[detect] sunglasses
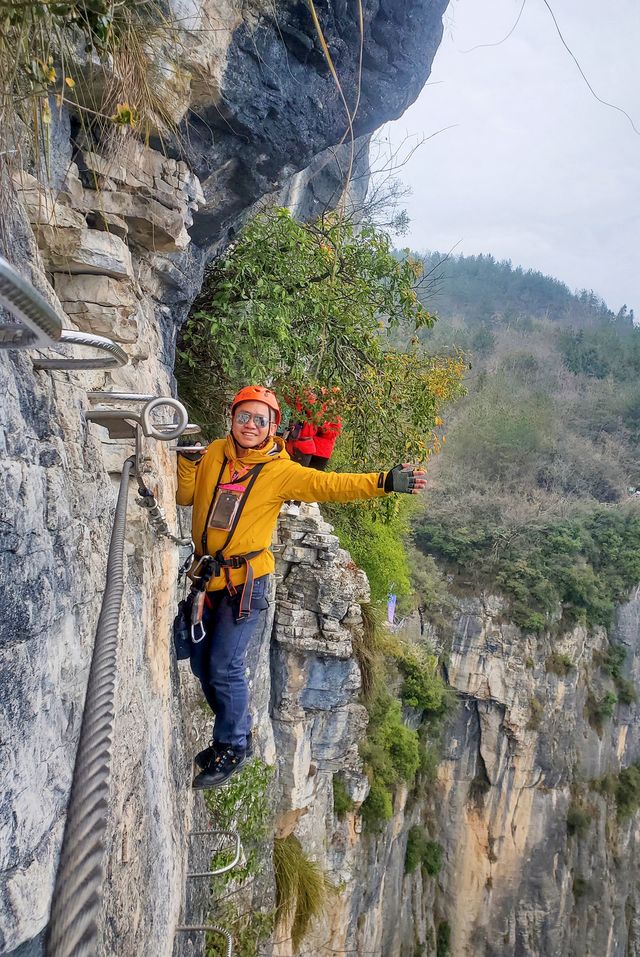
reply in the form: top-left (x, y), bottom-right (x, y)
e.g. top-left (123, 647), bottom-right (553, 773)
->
top-left (234, 410), bottom-right (270, 428)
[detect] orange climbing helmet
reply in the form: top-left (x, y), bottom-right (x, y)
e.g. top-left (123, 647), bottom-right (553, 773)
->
top-left (231, 385), bottom-right (281, 425)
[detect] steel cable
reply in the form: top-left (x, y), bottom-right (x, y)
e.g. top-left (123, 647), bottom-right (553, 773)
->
top-left (46, 457), bottom-right (134, 957)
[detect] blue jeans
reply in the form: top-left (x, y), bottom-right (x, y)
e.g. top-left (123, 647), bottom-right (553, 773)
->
top-left (189, 575), bottom-right (270, 750)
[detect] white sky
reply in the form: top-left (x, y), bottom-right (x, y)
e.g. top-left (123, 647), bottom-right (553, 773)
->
top-left (385, 0), bottom-right (640, 313)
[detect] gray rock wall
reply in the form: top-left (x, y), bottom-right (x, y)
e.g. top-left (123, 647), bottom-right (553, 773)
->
top-left (1, 149), bottom-right (201, 955)
top-left (0, 1), bottom-right (450, 952)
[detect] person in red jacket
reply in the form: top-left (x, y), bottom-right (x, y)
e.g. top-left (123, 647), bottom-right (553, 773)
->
top-left (310, 416), bottom-right (342, 470)
top-left (284, 389), bottom-right (319, 466)
top-left (309, 386), bottom-right (342, 470)
top-left (286, 419), bottom-right (317, 466)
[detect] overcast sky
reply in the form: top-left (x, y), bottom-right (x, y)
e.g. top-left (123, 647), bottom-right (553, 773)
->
top-left (384, 0), bottom-right (639, 313)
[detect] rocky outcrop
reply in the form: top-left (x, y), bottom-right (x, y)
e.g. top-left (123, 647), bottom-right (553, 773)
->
top-left (178, 0), bottom-right (448, 246)
top-left (264, 519), bottom-right (640, 957)
top-left (267, 505), bottom-right (432, 957)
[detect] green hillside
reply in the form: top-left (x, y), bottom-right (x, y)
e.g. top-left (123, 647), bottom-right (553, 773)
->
top-left (418, 251), bottom-right (632, 328)
top-left (411, 253), bottom-right (640, 632)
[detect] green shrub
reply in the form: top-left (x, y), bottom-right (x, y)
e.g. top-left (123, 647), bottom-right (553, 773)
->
top-left (615, 765), bottom-right (640, 819)
top-left (416, 507), bottom-right (640, 631)
top-left (566, 801), bottom-right (593, 836)
top-left (615, 677), bottom-right (637, 706)
top-left (332, 776), bottom-right (354, 819)
top-left (593, 763), bottom-right (640, 819)
top-left (558, 324), bottom-right (640, 383)
top-left (587, 690), bottom-right (618, 735)
top-left (522, 613), bottom-right (547, 633)
top-left (418, 742), bottom-right (441, 786)
top-left (596, 644), bottom-right (637, 704)
top-left (360, 779), bottom-right (394, 832)
top-left (404, 827), bottom-right (443, 876)
top-left (395, 648), bottom-right (446, 714)
top-left (573, 876), bottom-right (589, 899)
top-left (423, 840), bottom-right (444, 876)
top-left (324, 497), bottom-right (416, 603)
top-left (405, 826), bottom-right (426, 874)
top-left (205, 759), bottom-right (273, 882)
top-left (382, 711), bottom-right (421, 783)
top-left (592, 773), bottom-right (617, 798)
top-left (361, 692), bottom-right (421, 787)
top-left (546, 652), bottom-right (574, 677)
top-left (353, 614), bottom-right (446, 836)
top-left (177, 209), bottom-right (467, 466)
top-left (274, 834), bottom-right (327, 951)
top-left (526, 697), bottom-right (544, 731)
top-left (436, 921), bottom-right (451, 957)
top-left (204, 760), bottom-right (274, 956)
top-left (447, 386), bottom-right (557, 484)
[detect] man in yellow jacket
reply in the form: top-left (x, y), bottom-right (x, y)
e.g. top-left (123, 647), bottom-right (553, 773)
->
top-left (177, 385), bottom-right (426, 789)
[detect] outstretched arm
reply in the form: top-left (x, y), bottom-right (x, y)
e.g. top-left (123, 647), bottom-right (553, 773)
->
top-left (277, 462), bottom-right (426, 504)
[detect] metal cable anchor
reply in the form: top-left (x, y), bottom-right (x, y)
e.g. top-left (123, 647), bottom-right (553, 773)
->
top-left (0, 254), bottom-right (62, 348)
top-left (0, 254), bottom-right (126, 369)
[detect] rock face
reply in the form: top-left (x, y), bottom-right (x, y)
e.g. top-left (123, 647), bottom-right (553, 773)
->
top-left (178, 0), bottom-right (449, 245)
top-left (0, 162), bottom-right (197, 957)
top-left (14, 3), bottom-right (636, 955)
top-left (0, 1), bottom-right (449, 954)
top-left (262, 523), bottom-right (640, 957)
top-left (427, 591), bottom-right (640, 957)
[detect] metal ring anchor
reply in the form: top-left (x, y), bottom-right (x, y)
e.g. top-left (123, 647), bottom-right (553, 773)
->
top-left (0, 254), bottom-right (62, 348)
top-left (141, 397), bottom-right (188, 441)
top-left (33, 330), bottom-right (128, 370)
top-left (86, 397), bottom-right (189, 441)
top-left (87, 394), bottom-right (200, 436)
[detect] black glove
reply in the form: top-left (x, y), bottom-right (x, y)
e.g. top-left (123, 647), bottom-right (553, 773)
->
top-left (177, 438), bottom-right (205, 461)
top-left (384, 464), bottom-right (426, 494)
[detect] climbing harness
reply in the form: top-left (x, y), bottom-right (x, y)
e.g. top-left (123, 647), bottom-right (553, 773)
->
top-left (187, 457), bottom-right (267, 639)
top-left (1, 258), bottom-right (244, 956)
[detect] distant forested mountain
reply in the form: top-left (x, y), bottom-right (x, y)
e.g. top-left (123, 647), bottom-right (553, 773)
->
top-left (405, 251), bottom-right (640, 633)
top-left (415, 251), bottom-right (633, 328)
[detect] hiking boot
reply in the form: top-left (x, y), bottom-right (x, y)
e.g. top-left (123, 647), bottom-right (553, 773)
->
top-left (192, 744), bottom-right (247, 790)
top-left (194, 731), bottom-right (254, 771)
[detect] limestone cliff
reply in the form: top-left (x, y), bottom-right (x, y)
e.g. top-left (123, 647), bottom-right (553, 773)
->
top-left (430, 591), bottom-right (640, 957)
top-left (243, 522), bottom-right (640, 957)
top-left (7, 4), bottom-right (637, 956)
top-left (0, 1), bottom-right (448, 954)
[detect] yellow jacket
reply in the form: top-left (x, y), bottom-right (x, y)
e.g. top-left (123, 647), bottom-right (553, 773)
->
top-left (177, 434), bottom-right (387, 591)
